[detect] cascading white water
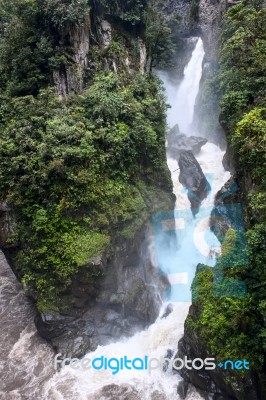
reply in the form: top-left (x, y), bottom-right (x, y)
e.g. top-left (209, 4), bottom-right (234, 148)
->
top-left (40, 38), bottom-right (230, 400)
top-left (0, 38), bottom-right (230, 400)
top-left (163, 38), bottom-right (205, 132)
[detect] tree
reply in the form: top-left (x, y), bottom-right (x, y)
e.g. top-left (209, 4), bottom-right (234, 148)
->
top-left (145, 0), bottom-right (179, 71)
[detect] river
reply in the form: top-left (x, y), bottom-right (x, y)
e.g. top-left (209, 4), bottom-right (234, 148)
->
top-left (0, 37), bottom-right (231, 400)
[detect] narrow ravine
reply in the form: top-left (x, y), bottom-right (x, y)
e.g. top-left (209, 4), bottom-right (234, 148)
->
top-left (37, 38), bottom-right (231, 400)
top-left (0, 37), bottom-right (231, 400)
top-left (1, 0), bottom-right (264, 396)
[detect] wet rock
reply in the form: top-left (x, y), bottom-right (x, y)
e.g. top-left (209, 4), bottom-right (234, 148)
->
top-left (177, 380), bottom-right (189, 399)
top-left (163, 349), bottom-right (174, 372)
top-left (151, 390), bottom-right (167, 400)
top-left (178, 150), bottom-right (210, 213)
top-left (210, 175), bottom-right (247, 241)
top-left (167, 134), bottom-right (208, 158)
top-left (167, 125), bottom-right (207, 159)
top-left (0, 251), bottom-right (55, 399)
top-left (93, 384), bottom-right (142, 400)
top-left (55, 334), bottom-right (91, 359)
top-left (161, 303), bottom-right (174, 319)
top-left (35, 226), bottom-right (169, 358)
top-left (186, 136), bottom-right (208, 155)
top-left (176, 301), bottom-right (260, 400)
top-left (222, 145), bottom-right (235, 172)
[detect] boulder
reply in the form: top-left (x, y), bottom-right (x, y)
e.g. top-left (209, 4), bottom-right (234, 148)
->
top-left (161, 303), bottom-right (174, 319)
top-left (178, 150), bottom-right (210, 213)
top-left (94, 384), bottom-right (142, 400)
top-left (177, 380), bottom-right (189, 399)
top-left (167, 124), bottom-right (180, 146)
top-left (167, 125), bottom-right (207, 159)
top-left (186, 135), bottom-right (208, 155)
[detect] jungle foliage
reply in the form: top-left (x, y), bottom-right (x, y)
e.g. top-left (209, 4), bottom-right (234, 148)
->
top-left (189, 0), bottom-right (266, 384)
top-left (0, 0), bottom-right (173, 311)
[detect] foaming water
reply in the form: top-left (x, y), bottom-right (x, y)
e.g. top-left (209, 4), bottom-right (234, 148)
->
top-left (43, 306), bottom-right (190, 399)
top-left (1, 38), bottom-right (230, 400)
top-left (41, 38), bottom-right (229, 400)
top-left (166, 142), bottom-right (230, 302)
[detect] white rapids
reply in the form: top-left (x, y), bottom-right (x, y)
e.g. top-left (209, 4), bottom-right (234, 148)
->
top-left (1, 38), bottom-right (231, 400)
top-left (40, 38), bottom-right (230, 400)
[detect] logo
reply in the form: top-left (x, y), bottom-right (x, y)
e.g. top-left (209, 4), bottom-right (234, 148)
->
top-left (217, 360), bottom-right (250, 371)
top-left (54, 354), bottom-right (250, 374)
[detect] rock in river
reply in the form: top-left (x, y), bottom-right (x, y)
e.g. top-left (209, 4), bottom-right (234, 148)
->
top-left (178, 150), bottom-right (210, 214)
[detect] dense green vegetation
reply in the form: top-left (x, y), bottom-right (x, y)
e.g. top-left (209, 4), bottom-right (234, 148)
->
top-left (190, 0), bottom-right (200, 25)
top-left (144, 0), bottom-right (179, 70)
top-left (189, 0), bottom-right (266, 387)
top-left (0, 0), bottom-right (173, 311)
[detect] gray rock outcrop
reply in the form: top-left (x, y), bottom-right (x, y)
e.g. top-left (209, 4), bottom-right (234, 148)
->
top-left (167, 124), bottom-right (208, 158)
top-left (178, 150), bottom-right (210, 212)
top-left (163, 0), bottom-right (193, 35)
top-left (210, 175), bottom-right (245, 241)
top-left (53, 16), bottom-right (90, 97)
top-left (199, 0), bottom-right (228, 63)
top-left (176, 293), bottom-right (260, 400)
top-left (0, 251), bottom-right (54, 399)
top-left (35, 225), bottom-right (169, 358)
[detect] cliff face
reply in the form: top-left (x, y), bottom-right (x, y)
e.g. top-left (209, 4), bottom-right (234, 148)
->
top-left (191, 0), bottom-right (229, 145)
top-left (199, 0), bottom-right (227, 63)
top-left (163, 0), bottom-right (227, 56)
top-left (163, 0), bottom-right (194, 34)
top-left (52, 3), bottom-right (148, 97)
top-left (173, 2), bottom-right (266, 398)
top-left (53, 16), bottom-right (90, 96)
top-left (32, 177), bottom-right (174, 357)
top-left (0, 1), bottom-right (175, 358)
top-left (177, 300), bottom-right (260, 400)
top-left (0, 250), bottom-right (54, 398)
top-left (162, 0), bottom-right (227, 84)
top-left (35, 221), bottom-right (169, 357)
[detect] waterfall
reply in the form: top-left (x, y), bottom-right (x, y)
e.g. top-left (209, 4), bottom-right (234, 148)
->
top-left (1, 38), bottom-right (231, 400)
top-left (40, 38), bottom-right (230, 399)
top-left (162, 38), bottom-right (205, 133)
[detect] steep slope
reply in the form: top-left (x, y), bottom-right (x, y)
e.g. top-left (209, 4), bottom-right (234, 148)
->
top-left (0, 0), bottom-right (175, 356)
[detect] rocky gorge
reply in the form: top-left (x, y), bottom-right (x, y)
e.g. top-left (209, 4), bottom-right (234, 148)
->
top-left (0, 0), bottom-right (176, 359)
top-left (171, 1), bottom-right (266, 399)
top-left (0, 0), bottom-right (265, 399)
